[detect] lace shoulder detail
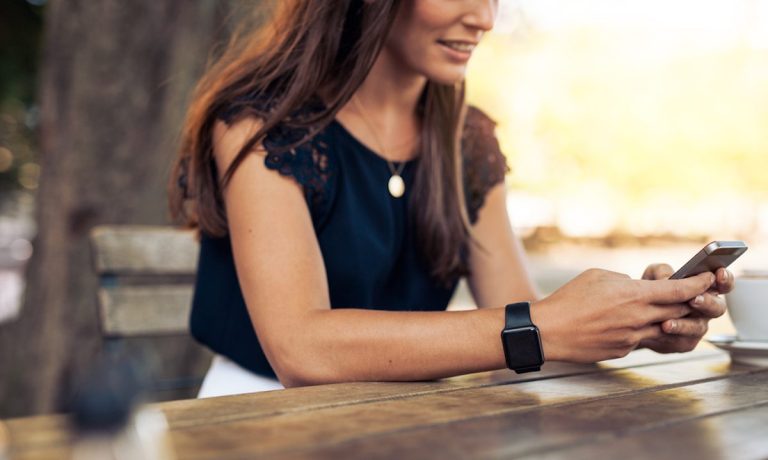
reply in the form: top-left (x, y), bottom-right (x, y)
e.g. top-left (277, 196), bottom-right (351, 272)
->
top-left (218, 95), bottom-right (336, 230)
top-left (462, 106), bottom-right (510, 224)
top-left (262, 123), bottom-right (336, 229)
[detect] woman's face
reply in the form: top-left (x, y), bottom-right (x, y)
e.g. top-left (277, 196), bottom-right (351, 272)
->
top-left (385, 0), bottom-right (498, 84)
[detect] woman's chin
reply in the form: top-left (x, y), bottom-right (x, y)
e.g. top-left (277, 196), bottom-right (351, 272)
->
top-left (425, 68), bottom-right (467, 86)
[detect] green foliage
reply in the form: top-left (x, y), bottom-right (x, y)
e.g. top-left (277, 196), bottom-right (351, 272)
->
top-left (0, 0), bottom-right (44, 105)
top-left (0, 0), bottom-right (44, 201)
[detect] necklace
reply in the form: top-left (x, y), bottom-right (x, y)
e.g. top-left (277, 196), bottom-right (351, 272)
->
top-left (351, 94), bottom-right (412, 198)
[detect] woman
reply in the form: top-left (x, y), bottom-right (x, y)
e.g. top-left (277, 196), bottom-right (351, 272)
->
top-left (169, 0), bottom-right (732, 397)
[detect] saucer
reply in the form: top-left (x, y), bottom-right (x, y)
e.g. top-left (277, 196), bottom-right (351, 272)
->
top-left (740, 269), bottom-right (768, 278)
top-left (706, 335), bottom-right (768, 367)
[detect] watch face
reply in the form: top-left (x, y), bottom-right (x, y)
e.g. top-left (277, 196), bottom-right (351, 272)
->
top-left (502, 326), bottom-right (544, 369)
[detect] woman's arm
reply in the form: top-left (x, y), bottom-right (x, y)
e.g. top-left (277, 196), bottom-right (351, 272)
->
top-left (214, 118), bottom-right (715, 388)
top-left (466, 185), bottom-right (731, 356)
top-left (466, 184), bottom-right (540, 307)
top-left (214, 117), bottom-right (509, 387)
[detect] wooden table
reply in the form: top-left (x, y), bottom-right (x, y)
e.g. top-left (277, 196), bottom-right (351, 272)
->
top-left (4, 345), bottom-right (768, 459)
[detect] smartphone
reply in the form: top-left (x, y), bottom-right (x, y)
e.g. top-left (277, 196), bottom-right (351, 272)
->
top-left (669, 241), bottom-right (748, 280)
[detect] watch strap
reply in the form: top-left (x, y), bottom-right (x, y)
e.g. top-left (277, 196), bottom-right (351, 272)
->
top-left (505, 302), bottom-right (533, 329)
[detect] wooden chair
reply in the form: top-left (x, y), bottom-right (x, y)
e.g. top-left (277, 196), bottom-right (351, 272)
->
top-left (89, 225), bottom-right (212, 400)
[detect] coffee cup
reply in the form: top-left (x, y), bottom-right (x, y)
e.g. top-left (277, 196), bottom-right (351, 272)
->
top-left (725, 269), bottom-right (768, 341)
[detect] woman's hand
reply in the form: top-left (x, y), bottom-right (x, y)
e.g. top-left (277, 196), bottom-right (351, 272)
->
top-left (638, 264), bottom-right (733, 353)
top-left (530, 269), bottom-right (715, 363)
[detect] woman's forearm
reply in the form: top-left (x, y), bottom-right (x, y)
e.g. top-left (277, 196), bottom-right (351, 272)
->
top-left (268, 269), bottom-right (717, 387)
top-left (270, 307), bottom-right (509, 387)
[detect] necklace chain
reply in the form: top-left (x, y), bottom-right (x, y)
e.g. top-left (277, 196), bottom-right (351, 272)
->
top-left (350, 94), bottom-right (415, 198)
top-left (351, 95), bottom-right (414, 173)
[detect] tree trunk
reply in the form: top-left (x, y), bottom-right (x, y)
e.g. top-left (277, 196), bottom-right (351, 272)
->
top-left (0, 0), bottom-right (239, 417)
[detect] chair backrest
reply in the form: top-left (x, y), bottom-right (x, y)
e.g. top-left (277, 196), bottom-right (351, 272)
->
top-left (89, 225), bottom-right (211, 400)
top-left (90, 225), bottom-right (199, 337)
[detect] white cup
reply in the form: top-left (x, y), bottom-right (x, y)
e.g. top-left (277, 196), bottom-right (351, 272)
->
top-left (725, 270), bottom-right (768, 341)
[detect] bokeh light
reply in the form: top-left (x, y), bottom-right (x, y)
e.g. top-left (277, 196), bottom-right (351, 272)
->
top-left (468, 0), bottom-right (768, 241)
top-left (18, 163), bottom-right (39, 190)
top-left (0, 147), bottom-right (12, 172)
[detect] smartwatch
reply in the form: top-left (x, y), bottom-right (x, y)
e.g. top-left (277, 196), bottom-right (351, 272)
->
top-left (500, 301), bottom-right (544, 374)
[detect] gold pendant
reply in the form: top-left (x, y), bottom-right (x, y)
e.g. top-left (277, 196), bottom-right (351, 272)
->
top-left (388, 174), bottom-right (405, 198)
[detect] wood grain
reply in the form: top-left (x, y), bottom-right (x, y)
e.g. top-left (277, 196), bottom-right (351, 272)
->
top-left (87, 224), bottom-right (208, 399)
top-left (0, 421), bottom-right (8, 459)
top-left (3, 350), bottom-right (722, 456)
top-left (156, 349), bottom-right (721, 429)
top-left (7, 348), bottom-right (760, 460)
top-left (98, 285), bottom-right (193, 336)
top-left (536, 403), bottom-right (768, 460)
top-left (275, 368), bottom-right (768, 460)
top-left (90, 226), bottom-right (198, 275)
top-left (167, 354), bottom-right (739, 459)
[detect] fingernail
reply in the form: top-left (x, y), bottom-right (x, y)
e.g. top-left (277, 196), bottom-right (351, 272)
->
top-left (720, 271), bottom-right (728, 283)
top-left (693, 295), bottom-right (704, 305)
top-left (668, 320), bottom-right (677, 332)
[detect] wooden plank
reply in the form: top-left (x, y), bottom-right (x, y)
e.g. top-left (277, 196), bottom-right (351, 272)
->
top-left (3, 416), bottom-right (69, 452)
top-left (0, 361), bottom-right (635, 454)
top-left (10, 447), bottom-right (68, 460)
top-left (538, 403), bottom-right (768, 460)
top-left (90, 225), bottom-right (199, 275)
top-left (157, 349), bottom-right (723, 429)
top-left (164, 353), bottom-right (747, 459)
top-left (272, 368), bottom-right (768, 460)
top-left (0, 421), bottom-right (8, 459)
top-left (98, 285), bottom-right (192, 336)
top-left (2, 349), bottom-right (740, 460)
top-left (2, 349), bottom-right (721, 459)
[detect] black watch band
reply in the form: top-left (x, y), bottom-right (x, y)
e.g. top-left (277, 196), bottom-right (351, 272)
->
top-left (501, 301), bottom-right (544, 374)
top-left (505, 302), bottom-right (534, 330)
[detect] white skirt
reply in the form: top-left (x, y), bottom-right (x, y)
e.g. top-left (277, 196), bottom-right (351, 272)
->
top-left (197, 355), bottom-right (284, 398)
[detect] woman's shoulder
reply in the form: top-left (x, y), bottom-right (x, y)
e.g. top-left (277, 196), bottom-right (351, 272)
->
top-left (463, 105), bottom-right (497, 138)
top-left (462, 105), bottom-right (508, 156)
top-left (214, 94), bottom-right (337, 229)
top-left (461, 106), bottom-right (510, 224)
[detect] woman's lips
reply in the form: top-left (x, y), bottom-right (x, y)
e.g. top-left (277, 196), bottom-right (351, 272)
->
top-left (437, 39), bottom-right (477, 62)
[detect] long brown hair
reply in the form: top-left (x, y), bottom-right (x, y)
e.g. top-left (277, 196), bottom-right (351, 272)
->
top-left (169, 0), bottom-right (472, 284)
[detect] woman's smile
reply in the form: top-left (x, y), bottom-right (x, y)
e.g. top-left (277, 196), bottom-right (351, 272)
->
top-left (384, 0), bottom-right (498, 84)
top-left (436, 39), bottom-right (478, 62)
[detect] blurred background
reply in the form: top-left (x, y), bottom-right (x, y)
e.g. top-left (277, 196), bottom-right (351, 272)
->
top-left (0, 0), bottom-right (766, 417)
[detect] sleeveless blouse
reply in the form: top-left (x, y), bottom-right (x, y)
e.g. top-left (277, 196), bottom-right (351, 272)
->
top-left (189, 101), bottom-right (510, 378)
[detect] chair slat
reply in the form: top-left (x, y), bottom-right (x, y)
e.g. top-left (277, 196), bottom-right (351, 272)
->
top-left (98, 285), bottom-right (193, 337)
top-left (90, 225), bottom-right (199, 275)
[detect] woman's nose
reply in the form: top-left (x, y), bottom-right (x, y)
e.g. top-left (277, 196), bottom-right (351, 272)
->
top-left (463, 0), bottom-right (498, 32)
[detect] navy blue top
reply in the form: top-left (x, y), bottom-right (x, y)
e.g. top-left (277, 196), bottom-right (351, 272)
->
top-left (189, 103), bottom-right (509, 378)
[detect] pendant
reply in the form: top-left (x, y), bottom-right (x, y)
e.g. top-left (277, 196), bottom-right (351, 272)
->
top-left (388, 174), bottom-right (405, 198)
